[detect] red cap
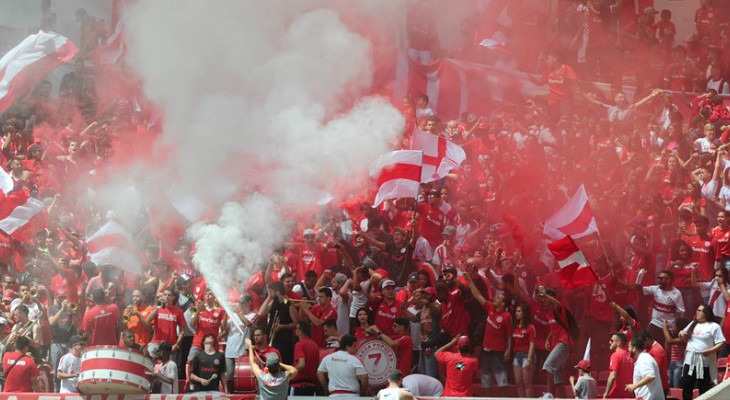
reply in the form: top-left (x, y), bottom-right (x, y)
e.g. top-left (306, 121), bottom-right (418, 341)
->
top-left (423, 287), bottom-right (437, 297)
top-left (2, 289), bottom-right (15, 302)
top-left (457, 335), bottom-right (471, 349)
top-left (574, 359), bottom-right (591, 371)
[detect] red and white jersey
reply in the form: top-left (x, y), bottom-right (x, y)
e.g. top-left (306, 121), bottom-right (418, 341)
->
top-left (373, 299), bottom-right (403, 337)
top-left (643, 285), bottom-right (685, 330)
top-left (191, 307), bottom-right (227, 348)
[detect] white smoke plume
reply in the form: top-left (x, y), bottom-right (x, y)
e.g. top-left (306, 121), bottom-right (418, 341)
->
top-left (123, 1), bottom-right (405, 314)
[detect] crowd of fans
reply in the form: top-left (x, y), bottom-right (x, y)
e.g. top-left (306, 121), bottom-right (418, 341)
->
top-left (2, 1), bottom-right (730, 400)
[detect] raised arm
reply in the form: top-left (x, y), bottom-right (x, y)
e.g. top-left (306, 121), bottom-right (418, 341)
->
top-left (463, 273), bottom-right (486, 306)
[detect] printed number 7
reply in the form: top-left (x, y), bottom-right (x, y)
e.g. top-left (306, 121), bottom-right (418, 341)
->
top-left (368, 353), bottom-right (381, 366)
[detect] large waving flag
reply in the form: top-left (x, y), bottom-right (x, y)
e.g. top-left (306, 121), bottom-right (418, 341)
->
top-left (548, 236), bottom-right (596, 289)
top-left (0, 191), bottom-right (47, 242)
top-left (86, 220), bottom-right (142, 275)
top-left (411, 130), bottom-right (466, 182)
top-left (370, 150), bottom-right (423, 207)
top-left (543, 185), bottom-right (598, 240)
top-left (0, 30), bottom-right (78, 114)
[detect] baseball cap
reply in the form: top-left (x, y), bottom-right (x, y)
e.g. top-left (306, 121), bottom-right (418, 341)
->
top-left (265, 352), bottom-right (280, 372)
top-left (574, 359), bottom-right (591, 371)
top-left (334, 273), bottom-right (348, 284)
top-left (380, 279), bottom-right (396, 289)
top-left (2, 289), bottom-right (15, 302)
top-left (302, 229), bottom-right (315, 237)
top-left (443, 266), bottom-right (457, 275)
top-left (407, 272), bottom-right (418, 282)
top-left (457, 335), bottom-right (471, 349)
top-left (442, 225), bottom-right (456, 236)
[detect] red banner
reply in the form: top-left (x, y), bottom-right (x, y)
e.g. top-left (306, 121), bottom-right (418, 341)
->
top-left (0, 395), bottom-right (256, 400)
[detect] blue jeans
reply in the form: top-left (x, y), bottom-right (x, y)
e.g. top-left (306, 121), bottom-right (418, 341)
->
top-left (419, 346), bottom-right (438, 379)
top-left (669, 360), bottom-right (683, 388)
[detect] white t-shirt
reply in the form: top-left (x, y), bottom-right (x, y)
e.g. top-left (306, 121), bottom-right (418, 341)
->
top-left (719, 186), bottom-right (730, 211)
top-left (57, 353), bottom-right (81, 393)
top-left (643, 285), bottom-right (685, 329)
top-left (225, 311), bottom-right (256, 358)
top-left (701, 281), bottom-right (730, 317)
top-left (633, 352), bottom-right (663, 400)
top-left (330, 290), bottom-right (351, 335)
top-left (157, 359), bottom-right (178, 394)
top-left (349, 282), bottom-right (370, 318)
top-left (402, 373), bottom-right (443, 396)
top-left (317, 350), bottom-right (366, 394)
top-left (682, 321), bottom-right (725, 365)
top-left (9, 299), bottom-right (40, 321)
top-left (694, 137), bottom-right (716, 154)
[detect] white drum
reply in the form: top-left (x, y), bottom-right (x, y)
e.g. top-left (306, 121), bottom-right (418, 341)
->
top-left (78, 345), bottom-right (154, 394)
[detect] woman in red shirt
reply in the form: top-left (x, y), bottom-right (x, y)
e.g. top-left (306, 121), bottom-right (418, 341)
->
top-left (512, 304), bottom-right (536, 398)
top-left (352, 308), bottom-right (377, 341)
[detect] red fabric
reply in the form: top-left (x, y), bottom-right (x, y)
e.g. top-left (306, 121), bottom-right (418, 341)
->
top-left (150, 306), bottom-right (186, 344)
top-left (687, 234), bottom-right (715, 281)
top-left (512, 324), bottom-right (536, 354)
top-left (2, 351), bottom-right (39, 392)
top-left (392, 334), bottom-right (414, 377)
top-left (539, 64), bottom-right (577, 105)
top-left (548, 236), bottom-right (597, 289)
top-left (435, 351), bottom-right (478, 397)
top-left (373, 299), bottom-right (403, 337)
top-left (292, 336), bottom-right (319, 385)
top-left (192, 307), bottom-right (227, 349)
top-left (309, 304), bottom-right (336, 347)
top-left (607, 348), bottom-right (634, 398)
top-left (416, 202), bottom-right (449, 247)
top-left (481, 301), bottom-right (512, 352)
top-left (648, 341), bottom-right (669, 391)
top-left (440, 287), bottom-right (470, 337)
top-left (81, 303), bottom-right (120, 345)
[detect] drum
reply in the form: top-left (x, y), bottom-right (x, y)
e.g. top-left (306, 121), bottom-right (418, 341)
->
top-left (232, 363), bottom-right (257, 393)
top-left (36, 365), bottom-right (52, 393)
top-left (355, 340), bottom-right (397, 387)
top-left (78, 345), bottom-right (154, 394)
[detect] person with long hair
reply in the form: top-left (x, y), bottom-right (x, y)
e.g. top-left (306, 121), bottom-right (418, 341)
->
top-left (353, 308), bottom-right (377, 341)
top-left (511, 304), bottom-right (536, 397)
top-left (611, 302), bottom-right (640, 342)
top-left (678, 304), bottom-right (725, 399)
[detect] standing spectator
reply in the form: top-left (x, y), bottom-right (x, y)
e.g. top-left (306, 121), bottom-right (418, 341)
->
top-left (372, 317), bottom-right (414, 377)
top-left (56, 335), bottom-right (84, 393)
top-left (188, 289), bottom-right (227, 361)
top-left (434, 335), bottom-right (478, 397)
top-left (80, 289), bottom-right (119, 346)
top-left (300, 287), bottom-right (336, 347)
top-left (2, 336), bottom-right (40, 392)
top-left (224, 295), bottom-right (255, 385)
top-left (539, 287), bottom-right (575, 399)
top-left (48, 289), bottom-right (79, 391)
top-left (291, 321), bottom-right (319, 395)
top-left (372, 279), bottom-right (402, 337)
top-left (603, 332), bottom-right (635, 399)
top-left (464, 272), bottom-right (511, 396)
top-left (678, 304), bottom-right (724, 399)
top-left (569, 359), bottom-right (597, 399)
top-left (154, 342), bottom-right (178, 394)
top-left (244, 338), bottom-right (297, 400)
top-left (639, 330), bottom-right (670, 394)
top-left (528, 53), bottom-right (578, 122)
top-left (317, 334), bottom-right (369, 396)
top-left (626, 336), bottom-right (664, 400)
top-left (512, 304), bottom-right (537, 398)
top-left (189, 333), bottom-right (227, 393)
top-left (147, 288), bottom-right (186, 359)
top-left (121, 288), bottom-right (153, 348)
top-left (642, 270), bottom-right (685, 351)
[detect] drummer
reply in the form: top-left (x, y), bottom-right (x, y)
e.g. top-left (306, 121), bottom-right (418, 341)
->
top-left (121, 329), bottom-right (143, 352)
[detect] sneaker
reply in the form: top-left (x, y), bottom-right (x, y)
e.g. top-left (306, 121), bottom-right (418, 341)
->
top-left (541, 393), bottom-right (554, 399)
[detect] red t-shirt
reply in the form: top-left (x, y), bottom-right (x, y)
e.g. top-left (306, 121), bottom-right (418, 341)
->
top-left (392, 334), bottom-right (414, 377)
top-left (2, 351), bottom-right (39, 392)
top-left (481, 302), bottom-right (512, 352)
top-left (373, 299), bottom-right (403, 337)
top-left (587, 276), bottom-right (613, 323)
top-left (151, 306), bottom-right (186, 344)
top-left (670, 262), bottom-right (698, 288)
top-left (435, 351), bottom-right (478, 397)
top-left (529, 299), bottom-right (552, 351)
top-left (192, 307), bottom-right (227, 348)
top-left (548, 306), bottom-right (573, 347)
top-left (416, 203), bottom-right (448, 247)
top-left (512, 324), bottom-right (536, 354)
top-left (687, 234), bottom-right (715, 281)
top-left (619, 319), bottom-right (641, 343)
top-left (648, 341), bottom-right (669, 390)
top-left (695, 7), bottom-right (719, 39)
top-left (309, 304), bottom-right (337, 347)
top-left (81, 303), bottom-right (120, 345)
top-left (293, 337), bottom-right (320, 385)
top-left (711, 226), bottom-right (730, 259)
top-left (540, 64), bottom-right (577, 105)
top-left (607, 348), bottom-right (634, 398)
top-left (440, 287), bottom-right (470, 338)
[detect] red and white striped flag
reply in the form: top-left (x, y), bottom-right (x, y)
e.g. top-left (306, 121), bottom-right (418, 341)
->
top-left (86, 220), bottom-right (142, 275)
top-left (370, 150), bottom-right (423, 207)
top-left (0, 31), bottom-right (78, 114)
top-left (548, 236), bottom-right (596, 289)
top-left (411, 130), bottom-right (466, 182)
top-left (0, 192), bottom-right (47, 242)
top-left (543, 185), bottom-right (598, 240)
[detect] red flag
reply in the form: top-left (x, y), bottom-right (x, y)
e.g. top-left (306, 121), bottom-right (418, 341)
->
top-left (548, 236), bottom-right (596, 289)
top-left (370, 150), bottom-right (423, 207)
top-left (86, 220), bottom-right (142, 275)
top-left (0, 31), bottom-right (78, 114)
top-left (543, 185), bottom-right (598, 240)
top-left (0, 191), bottom-right (48, 243)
